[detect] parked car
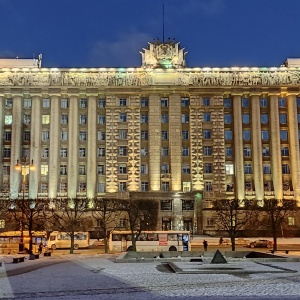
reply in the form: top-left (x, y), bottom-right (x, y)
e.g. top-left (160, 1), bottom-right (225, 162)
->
top-left (247, 239), bottom-right (272, 248)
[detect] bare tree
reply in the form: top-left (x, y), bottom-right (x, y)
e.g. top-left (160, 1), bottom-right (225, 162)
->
top-left (46, 198), bottom-right (91, 254)
top-left (92, 198), bottom-right (125, 253)
top-left (124, 197), bottom-right (158, 251)
top-left (213, 199), bottom-right (258, 251)
top-left (7, 198), bottom-right (48, 254)
top-left (258, 199), bottom-right (297, 251)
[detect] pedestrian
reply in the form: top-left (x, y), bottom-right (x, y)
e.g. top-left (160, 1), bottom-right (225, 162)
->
top-left (203, 240), bottom-right (208, 251)
top-left (38, 241), bottom-right (43, 254)
top-left (219, 237), bottom-right (223, 245)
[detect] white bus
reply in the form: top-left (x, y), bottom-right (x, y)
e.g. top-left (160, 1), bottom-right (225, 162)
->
top-left (47, 231), bottom-right (89, 250)
top-left (109, 230), bottom-right (191, 252)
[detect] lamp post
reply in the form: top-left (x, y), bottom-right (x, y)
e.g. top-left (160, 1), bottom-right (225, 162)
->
top-left (15, 157), bottom-right (35, 252)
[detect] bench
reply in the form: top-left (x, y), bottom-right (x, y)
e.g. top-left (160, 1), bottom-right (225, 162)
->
top-left (12, 256), bottom-right (25, 263)
top-left (269, 249), bottom-right (300, 254)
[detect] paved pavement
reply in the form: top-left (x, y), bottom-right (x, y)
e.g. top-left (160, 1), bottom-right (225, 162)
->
top-left (1, 249), bottom-right (300, 299)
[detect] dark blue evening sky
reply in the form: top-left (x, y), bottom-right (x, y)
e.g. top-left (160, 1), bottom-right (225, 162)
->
top-left (1, 0), bottom-right (299, 68)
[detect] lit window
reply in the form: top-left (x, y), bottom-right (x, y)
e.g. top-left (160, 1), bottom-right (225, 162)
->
top-left (5, 115), bottom-right (12, 125)
top-left (225, 164), bottom-right (234, 175)
top-left (41, 165), bottom-right (48, 175)
top-left (0, 220), bottom-right (5, 229)
top-left (288, 217), bottom-right (295, 226)
top-left (42, 115), bottom-right (50, 124)
top-left (182, 182), bottom-right (191, 192)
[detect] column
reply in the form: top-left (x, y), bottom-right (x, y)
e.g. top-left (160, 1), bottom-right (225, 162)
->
top-left (48, 94), bottom-right (60, 198)
top-left (10, 94), bottom-right (22, 199)
top-left (251, 95), bottom-right (264, 200)
top-left (233, 95), bottom-right (244, 199)
top-left (87, 95), bottom-right (97, 198)
top-left (68, 95), bottom-right (78, 198)
top-left (287, 94), bottom-right (300, 204)
top-left (148, 94), bottom-right (161, 191)
top-left (29, 95), bottom-right (41, 199)
top-left (270, 94), bottom-right (283, 199)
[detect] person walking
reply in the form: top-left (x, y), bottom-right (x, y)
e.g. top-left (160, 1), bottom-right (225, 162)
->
top-left (38, 241), bottom-right (43, 254)
top-left (219, 237), bottom-right (223, 245)
top-left (203, 240), bottom-right (208, 251)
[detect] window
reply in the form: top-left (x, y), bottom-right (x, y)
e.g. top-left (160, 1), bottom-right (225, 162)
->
top-left (161, 131), bottom-right (168, 140)
top-left (278, 97), bottom-right (286, 107)
top-left (260, 98), bottom-right (268, 108)
top-left (79, 98), bottom-right (87, 108)
top-left (204, 163), bottom-right (212, 173)
top-left (242, 98), bottom-right (249, 108)
top-left (203, 130), bottom-right (211, 139)
top-left (79, 182), bottom-right (86, 192)
top-left (24, 115), bottom-right (31, 124)
top-left (161, 98), bottom-right (168, 108)
top-left (224, 98), bottom-right (231, 108)
top-left (263, 164), bottom-right (271, 174)
top-left (161, 164), bottom-right (169, 174)
top-left (24, 131), bottom-right (30, 141)
top-left (42, 98), bottom-right (50, 108)
top-left (206, 218), bottom-right (215, 227)
top-left (61, 98), bottom-right (68, 108)
top-left (279, 113), bottom-right (287, 124)
top-left (182, 147), bottom-right (189, 156)
top-left (98, 99), bottom-right (106, 108)
top-left (5, 98), bottom-right (13, 108)
top-left (282, 164), bottom-right (290, 174)
top-left (244, 147), bottom-right (251, 156)
top-left (204, 146), bottom-right (212, 156)
top-left (24, 99), bottom-right (31, 108)
top-left (161, 147), bottom-right (169, 156)
top-left (41, 183), bottom-right (48, 193)
top-left (141, 164), bottom-right (148, 174)
top-left (119, 130), bottom-right (127, 139)
top-left (42, 115), bottom-right (50, 124)
top-left (97, 164), bottom-right (105, 175)
top-left (261, 114), bottom-right (268, 124)
top-left (261, 130), bottom-right (269, 140)
top-left (182, 164), bottom-right (190, 174)
top-left (243, 130), bottom-right (251, 141)
top-left (61, 131), bottom-right (68, 141)
top-left (204, 181), bottom-right (212, 192)
top-left (244, 164), bottom-right (252, 174)
top-left (79, 115), bottom-right (87, 124)
top-left (141, 182), bottom-right (149, 192)
top-left (141, 148), bottom-right (148, 156)
top-left (141, 114), bottom-right (148, 123)
top-left (119, 146), bottom-right (127, 156)
top-left (297, 98), bottom-right (300, 108)
top-left (298, 114), bottom-right (300, 124)
top-left (79, 131), bottom-right (87, 141)
top-left (41, 148), bottom-right (49, 158)
top-left (161, 200), bottom-right (172, 211)
top-left (141, 98), bottom-right (148, 107)
top-left (3, 148), bottom-right (11, 158)
top-left (98, 147), bottom-right (105, 157)
top-left (182, 200), bottom-right (194, 211)
top-left (60, 165), bottom-right (67, 175)
top-left (4, 131), bottom-right (11, 141)
top-left (79, 148), bottom-right (86, 157)
top-left (119, 113), bottom-right (127, 122)
top-left (3, 165), bottom-right (10, 175)
top-left (225, 147), bottom-right (233, 157)
top-left (42, 131), bottom-right (50, 141)
top-left (60, 148), bottom-right (68, 157)
top-left (141, 131), bottom-right (148, 140)
top-left (23, 148), bottom-right (29, 158)
top-left (60, 182), bottom-right (67, 192)
top-left (182, 130), bottom-right (189, 140)
top-left (288, 217), bottom-right (295, 226)
top-left (119, 98), bottom-right (127, 106)
top-left (242, 114), bottom-right (250, 124)
top-left (281, 147), bottom-right (289, 156)
top-left (181, 114), bottom-right (189, 123)
top-left (203, 112), bottom-right (211, 122)
top-left (161, 182), bottom-right (170, 192)
top-left (224, 114), bottom-right (232, 124)
top-left (161, 114), bottom-right (169, 123)
top-left (202, 98), bottom-right (210, 106)
top-left (181, 98), bottom-right (189, 107)
top-left (225, 164), bottom-right (234, 175)
top-left (225, 130), bottom-right (232, 140)
top-left (97, 131), bottom-right (105, 141)
top-left (5, 115), bottom-right (12, 125)
top-left (97, 115), bottom-right (105, 124)
top-left (119, 164), bottom-right (127, 174)
top-left (61, 115), bottom-right (68, 124)
top-left (79, 165), bottom-right (86, 175)
top-left (280, 130), bottom-right (288, 141)
top-left (119, 182), bottom-right (127, 192)
top-left (183, 182), bottom-right (191, 192)
top-left (41, 165), bottom-right (48, 175)
top-left (262, 147), bottom-right (270, 156)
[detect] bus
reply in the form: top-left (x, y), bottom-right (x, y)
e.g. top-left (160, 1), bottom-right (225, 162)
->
top-left (0, 231), bottom-right (47, 254)
top-left (109, 230), bottom-right (191, 252)
top-left (47, 231), bottom-right (90, 250)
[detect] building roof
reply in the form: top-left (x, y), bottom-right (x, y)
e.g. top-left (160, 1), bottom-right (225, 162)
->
top-left (0, 54), bottom-right (42, 68)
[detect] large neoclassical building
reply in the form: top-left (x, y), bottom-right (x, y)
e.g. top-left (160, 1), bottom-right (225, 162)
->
top-left (1, 40), bottom-right (300, 234)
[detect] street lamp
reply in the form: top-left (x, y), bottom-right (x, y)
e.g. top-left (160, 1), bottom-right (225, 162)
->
top-left (15, 157), bottom-right (35, 252)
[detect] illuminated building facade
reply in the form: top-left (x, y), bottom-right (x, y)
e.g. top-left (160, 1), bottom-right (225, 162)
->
top-left (1, 41), bottom-right (300, 234)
